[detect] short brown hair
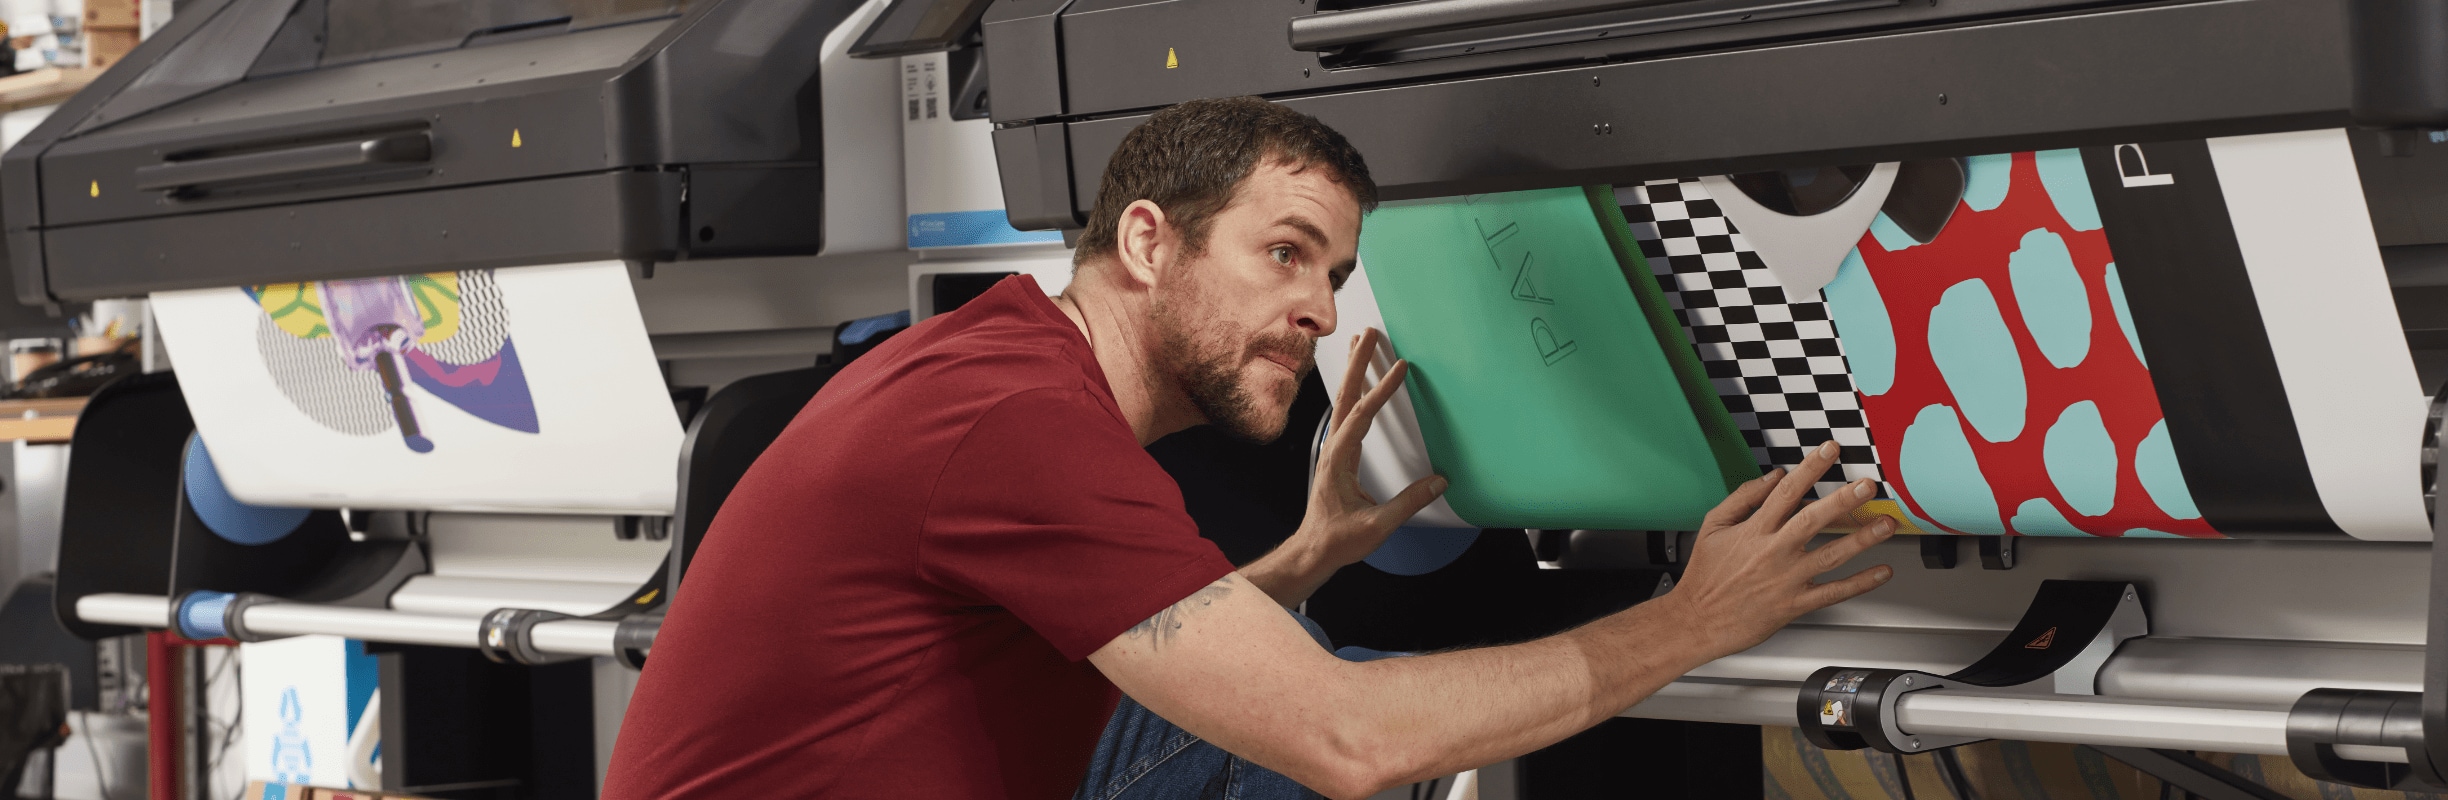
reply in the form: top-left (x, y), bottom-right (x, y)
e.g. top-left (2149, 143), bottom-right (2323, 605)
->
top-left (1073, 97), bottom-right (1377, 266)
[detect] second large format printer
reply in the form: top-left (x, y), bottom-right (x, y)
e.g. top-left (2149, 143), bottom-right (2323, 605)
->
top-left (0, 0), bottom-right (1027, 795)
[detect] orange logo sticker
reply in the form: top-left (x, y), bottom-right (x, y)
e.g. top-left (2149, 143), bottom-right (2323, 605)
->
top-left (2025, 627), bottom-right (2057, 649)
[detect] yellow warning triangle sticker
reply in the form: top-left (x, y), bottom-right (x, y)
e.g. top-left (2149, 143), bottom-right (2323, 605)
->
top-left (2025, 627), bottom-right (2057, 649)
top-left (87, 180), bottom-right (97, 198)
top-left (1165, 48), bottom-right (1178, 69)
top-left (511, 128), bottom-right (524, 148)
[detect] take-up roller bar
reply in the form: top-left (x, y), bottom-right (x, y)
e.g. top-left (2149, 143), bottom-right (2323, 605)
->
top-left (74, 592), bottom-right (660, 669)
top-left (1608, 533), bottom-right (2448, 786)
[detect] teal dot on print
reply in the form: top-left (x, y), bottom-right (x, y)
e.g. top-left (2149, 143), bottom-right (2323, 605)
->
top-left (2009, 229), bottom-right (2092, 370)
top-left (2042, 401), bottom-right (2118, 516)
top-left (1964, 154), bottom-right (2012, 212)
top-left (2134, 420), bottom-right (2203, 520)
top-left (2106, 262), bottom-right (2146, 367)
top-left (2010, 498), bottom-right (2087, 537)
top-left (1822, 250), bottom-right (1896, 396)
top-left (2035, 149), bottom-right (2102, 231)
top-left (1899, 405), bottom-right (2003, 534)
top-left (1927, 279), bottom-right (2027, 442)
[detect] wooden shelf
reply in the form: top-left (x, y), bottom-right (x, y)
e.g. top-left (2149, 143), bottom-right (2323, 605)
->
top-left (0, 67), bottom-right (100, 115)
top-left (0, 396), bottom-right (85, 443)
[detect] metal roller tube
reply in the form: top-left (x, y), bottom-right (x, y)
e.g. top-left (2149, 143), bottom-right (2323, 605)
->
top-left (1895, 691), bottom-right (2294, 754)
top-left (529, 618), bottom-right (624, 655)
top-left (77, 594), bottom-right (172, 629)
top-left (1622, 679), bottom-right (2415, 761)
top-left (238, 603), bottom-right (481, 648)
top-left (76, 593), bottom-right (635, 658)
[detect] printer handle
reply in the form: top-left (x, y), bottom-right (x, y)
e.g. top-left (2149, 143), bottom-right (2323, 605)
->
top-left (1289, 0), bottom-right (1693, 50)
top-left (134, 131), bottom-right (432, 193)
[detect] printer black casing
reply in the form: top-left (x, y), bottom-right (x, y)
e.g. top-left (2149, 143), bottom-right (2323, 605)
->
top-left (3, 0), bottom-right (861, 305)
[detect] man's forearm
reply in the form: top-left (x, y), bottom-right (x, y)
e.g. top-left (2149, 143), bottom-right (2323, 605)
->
top-left (1319, 594), bottom-right (1724, 788)
top-left (1238, 535), bottom-right (1339, 608)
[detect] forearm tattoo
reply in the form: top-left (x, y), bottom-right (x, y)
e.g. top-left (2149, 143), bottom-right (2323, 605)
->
top-left (1126, 576), bottom-right (1235, 650)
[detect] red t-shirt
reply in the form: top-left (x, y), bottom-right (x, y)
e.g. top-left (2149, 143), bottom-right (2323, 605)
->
top-left (603, 276), bottom-right (1236, 799)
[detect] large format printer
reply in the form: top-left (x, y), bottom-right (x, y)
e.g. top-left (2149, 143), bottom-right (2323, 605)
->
top-left (0, 0), bottom-right (1074, 794)
top-left (972, 0), bottom-right (2448, 791)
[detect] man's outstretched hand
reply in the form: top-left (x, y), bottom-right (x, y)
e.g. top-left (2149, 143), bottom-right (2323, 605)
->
top-left (1301, 328), bottom-right (1448, 568)
top-left (1660, 440), bottom-right (1897, 657)
top-left (1243, 328), bottom-right (1446, 607)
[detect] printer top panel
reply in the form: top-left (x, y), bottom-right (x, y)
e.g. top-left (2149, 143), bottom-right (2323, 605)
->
top-left (77, 19), bottom-right (668, 142)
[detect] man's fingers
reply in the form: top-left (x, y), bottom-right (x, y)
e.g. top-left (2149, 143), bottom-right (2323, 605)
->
top-left (1701, 469), bottom-right (1782, 530)
top-left (1375, 474), bottom-right (1450, 525)
top-left (1756, 441), bottom-right (1842, 526)
top-left (1798, 564), bottom-right (1894, 610)
top-left (1328, 358), bottom-right (1409, 451)
top-left (1328, 329), bottom-right (1381, 432)
top-left (1778, 479), bottom-right (1882, 544)
top-left (1804, 517), bottom-right (1896, 574)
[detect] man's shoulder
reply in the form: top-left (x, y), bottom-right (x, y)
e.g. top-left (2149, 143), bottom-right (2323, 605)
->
top-left (809, 299), bottom-right (1114, 444)
top-left (857, 314), bottom-right (1099, 404)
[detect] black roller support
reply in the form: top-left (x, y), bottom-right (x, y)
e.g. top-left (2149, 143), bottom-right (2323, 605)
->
top-left (1798, 581), bottom-right (2146, 753)
top-left (2287, 689), bottom-right (2423, 789)
top-left (1978, 536), bottom-right (2018, 570)
top-left (1920, 536), bottom-right (1960, 569)
top-left (1646, 531), bottom-right (1679, 565)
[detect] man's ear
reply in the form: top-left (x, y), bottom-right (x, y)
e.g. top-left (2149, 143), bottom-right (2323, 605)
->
top-left (1112, 199), bottom-right (1172, 290)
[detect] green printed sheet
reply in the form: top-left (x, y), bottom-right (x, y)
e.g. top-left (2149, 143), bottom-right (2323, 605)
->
top-left (1358, 187), bottom-right (1752, 531)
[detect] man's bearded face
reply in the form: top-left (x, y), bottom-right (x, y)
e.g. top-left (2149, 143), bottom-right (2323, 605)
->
top-left (1150, 257), bottom-right (1315, 444)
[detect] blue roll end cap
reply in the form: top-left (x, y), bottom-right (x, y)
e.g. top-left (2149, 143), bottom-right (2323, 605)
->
top-left (177, 591), bottom-right (235, 640)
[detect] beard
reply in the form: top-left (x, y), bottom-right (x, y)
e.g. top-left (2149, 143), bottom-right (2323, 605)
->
top-left (1151, 287), bottom-right (1314, 444)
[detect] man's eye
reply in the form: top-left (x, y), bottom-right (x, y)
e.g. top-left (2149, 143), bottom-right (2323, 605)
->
top-left (1270, 246), bottom-right (1294, 266)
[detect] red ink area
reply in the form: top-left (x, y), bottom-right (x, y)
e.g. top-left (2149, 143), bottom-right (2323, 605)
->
top-left (1855, 153), bottom-right (2218, 538)
top-left (402, 348), bottom-right (502, 387)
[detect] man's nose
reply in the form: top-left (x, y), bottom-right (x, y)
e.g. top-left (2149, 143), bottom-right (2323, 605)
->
top-left (1293, 282), bottom-right (1337, 337)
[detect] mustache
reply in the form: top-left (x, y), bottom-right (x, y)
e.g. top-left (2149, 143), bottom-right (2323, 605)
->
top-left (1246, 331), bottom-right (1317, 375)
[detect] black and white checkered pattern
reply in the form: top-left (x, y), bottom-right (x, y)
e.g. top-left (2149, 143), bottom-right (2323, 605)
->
top-left (1615, 179), bottom-right (1888, 499)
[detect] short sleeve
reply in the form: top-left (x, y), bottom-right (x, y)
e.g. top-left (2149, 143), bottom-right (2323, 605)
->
top-left (920, 387), bottom-right (1236, 660)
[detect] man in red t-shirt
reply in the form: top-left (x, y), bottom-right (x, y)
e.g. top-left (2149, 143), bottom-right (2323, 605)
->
top-left (603, 97), bottom-right (1897, 800)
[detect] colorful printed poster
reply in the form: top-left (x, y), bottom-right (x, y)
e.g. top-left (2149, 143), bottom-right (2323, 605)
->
top-left (1701, 129), bottom-right (2428, 539)
top-left (1830, 150), bottom-right (2211, 537)
top-left (152, 261), bottom-right (683, 514)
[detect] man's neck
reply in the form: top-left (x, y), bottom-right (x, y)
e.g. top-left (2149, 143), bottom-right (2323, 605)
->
top-left (1052, 286), bottom-right (1199, 446)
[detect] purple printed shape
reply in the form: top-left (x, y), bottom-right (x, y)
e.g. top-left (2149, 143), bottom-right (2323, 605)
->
top-left (403, 340), bottom-right (540, 433)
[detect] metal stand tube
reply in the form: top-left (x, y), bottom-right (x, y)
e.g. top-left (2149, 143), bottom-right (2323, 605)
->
top-left (78, 594), bottom-right (636, 659)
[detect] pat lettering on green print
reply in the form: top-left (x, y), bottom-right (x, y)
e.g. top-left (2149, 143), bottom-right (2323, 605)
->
top-left (1357, 187), bottom-right (1739, 529)
top-left (1469, 198), bottom-right (1578, 367)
